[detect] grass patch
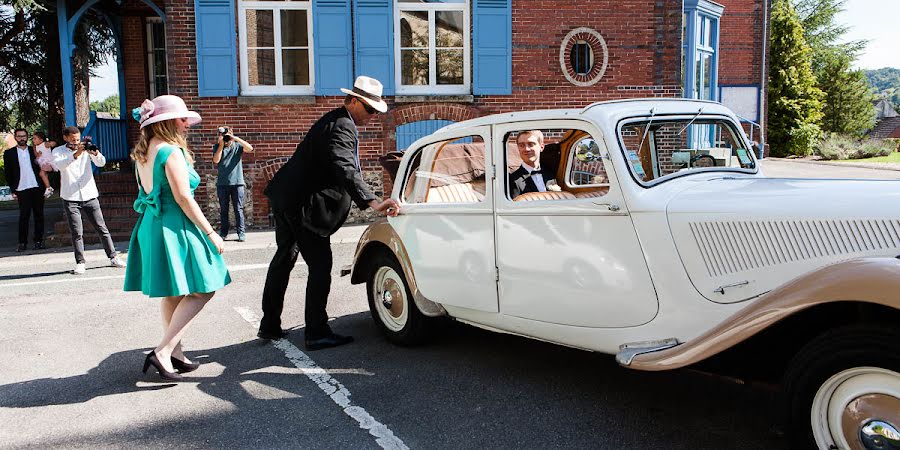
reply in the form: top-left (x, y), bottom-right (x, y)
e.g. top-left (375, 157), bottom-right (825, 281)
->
top-left (834, 152), bottom-right (900, 163)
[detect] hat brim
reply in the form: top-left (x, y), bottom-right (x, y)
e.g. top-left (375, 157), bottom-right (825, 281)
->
top-left (140, 111), bottom-right (202, 129)
top-left (340, 88), bottom-right (388, 113)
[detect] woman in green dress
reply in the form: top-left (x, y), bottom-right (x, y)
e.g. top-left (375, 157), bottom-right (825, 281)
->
top-left (124, 95), bottom-right (231, 381)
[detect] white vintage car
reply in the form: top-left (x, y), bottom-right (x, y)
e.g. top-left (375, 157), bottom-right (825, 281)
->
top-left (344, 99), bottom-right (900, 449)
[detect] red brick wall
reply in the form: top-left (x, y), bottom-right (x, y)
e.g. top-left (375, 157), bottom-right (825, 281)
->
top-left (119, 0), bottom-right (763, 227)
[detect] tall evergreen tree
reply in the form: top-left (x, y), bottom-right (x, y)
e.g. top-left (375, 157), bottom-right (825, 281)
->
top-left (768, 0), bottom-right (824, 156)
top-left (794, 0), bottom-right (872, 135)
top-left (819, 52), bottom-right (875, 135)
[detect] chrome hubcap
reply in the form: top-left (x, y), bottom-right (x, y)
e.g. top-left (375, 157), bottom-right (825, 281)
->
top-left (382, 290), bottom-right (393, 309)
top-left (372, 266), bottom-right (408, 332)
top-left (861, 420), bottom-right (900, 450)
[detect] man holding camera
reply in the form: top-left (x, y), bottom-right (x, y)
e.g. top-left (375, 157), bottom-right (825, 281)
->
top-left (212, 126), bottom-right (253, 242)
top-left (52, 126), bottom-right (125, 275)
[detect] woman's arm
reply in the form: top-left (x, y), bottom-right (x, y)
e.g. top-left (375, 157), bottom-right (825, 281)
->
top-left (165, 149), bottom-right (225, 254)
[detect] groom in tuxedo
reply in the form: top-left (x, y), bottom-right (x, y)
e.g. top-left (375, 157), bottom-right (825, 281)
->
top-left (509, 130), bottom-right (552, 199)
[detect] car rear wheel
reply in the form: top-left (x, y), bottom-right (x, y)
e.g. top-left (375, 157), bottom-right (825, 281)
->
top-left (366, 252), bottom-right (432, 345)
top-left (784, 325), bottom-right (900, 450)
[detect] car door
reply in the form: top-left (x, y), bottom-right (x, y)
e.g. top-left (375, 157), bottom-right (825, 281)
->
top-left (390, 127), bottom-right (498, 313)
top-left (493, 120), bottom-right (658, 327)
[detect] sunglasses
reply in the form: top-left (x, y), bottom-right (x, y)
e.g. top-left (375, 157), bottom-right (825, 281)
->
top-left (360, 99), bottom-right (376, 115)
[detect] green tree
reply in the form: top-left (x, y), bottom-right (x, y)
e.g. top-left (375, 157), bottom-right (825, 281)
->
top-left (794, 0), bottom-right (872, 135)
top-left (90, 94), bottom-right (119, 117)
top-left (768, 0), bottom-right (824, 156)
top-left (818, 53), bottom-right (875, 135)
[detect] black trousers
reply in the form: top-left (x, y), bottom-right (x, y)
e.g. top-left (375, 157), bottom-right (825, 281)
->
top-left (63, 198), bottom-right (117, 263)
top-left (260, 206), bottom-right (333, 339)
top-left (16, 187), bottom-right (44, 245)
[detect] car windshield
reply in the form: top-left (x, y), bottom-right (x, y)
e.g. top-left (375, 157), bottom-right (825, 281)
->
top-left (618, 117), bottom-right (757, 184)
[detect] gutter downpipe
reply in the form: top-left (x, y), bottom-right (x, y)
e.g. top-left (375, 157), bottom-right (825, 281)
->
top-left (758, 0), bottom-right (768, 159)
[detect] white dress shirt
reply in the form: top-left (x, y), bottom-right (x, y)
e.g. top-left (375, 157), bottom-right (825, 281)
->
top-left (52, 144), bottom-right (106, 202)
top-left (15, 147), bottom-right (39, 191)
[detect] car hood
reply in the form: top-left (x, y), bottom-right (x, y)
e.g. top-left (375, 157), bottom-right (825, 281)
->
top-left (666, 177), bottom-right (900, 303)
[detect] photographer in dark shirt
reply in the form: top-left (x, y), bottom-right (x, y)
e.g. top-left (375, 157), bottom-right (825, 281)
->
top-left (212, 127), bottom-right (253, 242)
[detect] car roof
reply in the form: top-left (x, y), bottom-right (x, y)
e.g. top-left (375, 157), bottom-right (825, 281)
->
top-left (433, 98), bottom-right (738, 135)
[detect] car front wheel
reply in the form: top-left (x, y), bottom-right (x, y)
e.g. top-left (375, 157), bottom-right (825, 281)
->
top-left (784, 325), bottom-right (900, 450)
top-left (366, 252), bottom-right (432, 345)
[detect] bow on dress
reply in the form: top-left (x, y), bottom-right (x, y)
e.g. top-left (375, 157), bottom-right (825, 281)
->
top-left (133, 189), bottom-right (161, 217)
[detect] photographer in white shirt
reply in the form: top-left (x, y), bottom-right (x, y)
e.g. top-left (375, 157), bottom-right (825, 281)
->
top-left (52, 126), bottom-right (126, 275)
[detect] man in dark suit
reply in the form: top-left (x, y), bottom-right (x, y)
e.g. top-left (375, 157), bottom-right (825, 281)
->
top-left (3, 128), bottom-right (45, 252)
top-left (259, 76), bottom-right (400, 350)
top-left (508, 130), bottom-right (555, 199)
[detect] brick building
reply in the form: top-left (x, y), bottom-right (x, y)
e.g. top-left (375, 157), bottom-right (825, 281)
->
top-left (56, 0), bottom-right (769, 231)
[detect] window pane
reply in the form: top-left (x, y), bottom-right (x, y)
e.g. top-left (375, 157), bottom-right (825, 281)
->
top-left (701, 53), bottom-right (711, 99)
top-left (704, 18), bottom-right (712, 46)
top-left (436, 49), bottom-right (463, 85)
top-left (405, 136), bottom-right (486, 204)
top-left (401, 49), bottom-right (429, 85)
top-left (435, 11), bottom-right (463, 48)
top-left (248, 48), bottom-right (276, 85)
top-left (151, 22), bottom-right (166, 49)
top-left (246, 10), bottom-right (274, 48)
top-left (400, 11), bottom-right (428, 48)
top-left (156, 76), bottom-right (168, 96)
top-left (280, 10), bottom-right (308, 47)
top-left (570, 42), bottom-right (593, 74)
top-left (282, 49), bottom-right (310, 85)
top-left (694, 52), bottom-right (701, 99)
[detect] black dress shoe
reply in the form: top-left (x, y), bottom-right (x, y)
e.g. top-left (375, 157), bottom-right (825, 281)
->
top-left (16, 243), bottom-right (25, 252)
top-left (305, 333), bottom-right (354, 351)
top-left (33, 241), bottom-right (45, 250)
top-left (257, 329), bottom-right (290, 340)
top-left (171, 357), bottom-right (200, 373)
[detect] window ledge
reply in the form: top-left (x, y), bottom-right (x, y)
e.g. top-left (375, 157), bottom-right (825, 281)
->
top-left (394, 95), bottom-right (474, 104)
top-left (237, 95), bottom-right (316, 105)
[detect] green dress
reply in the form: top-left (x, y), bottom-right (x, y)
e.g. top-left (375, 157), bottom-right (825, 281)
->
top-left (124, 144), bottom-right (231, 297)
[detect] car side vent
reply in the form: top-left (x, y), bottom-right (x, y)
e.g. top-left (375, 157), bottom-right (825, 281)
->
top-left (689, 219), bottom-right (900, 277)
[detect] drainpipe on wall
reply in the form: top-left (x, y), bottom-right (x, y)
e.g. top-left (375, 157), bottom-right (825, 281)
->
top-left (758, 0), bottom-right (769, 159)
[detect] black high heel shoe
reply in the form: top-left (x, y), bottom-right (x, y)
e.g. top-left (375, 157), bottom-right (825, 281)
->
top-left (171, 357), bottom-right (200, 373)
top-left (142, 352), bottom-right (183, 381)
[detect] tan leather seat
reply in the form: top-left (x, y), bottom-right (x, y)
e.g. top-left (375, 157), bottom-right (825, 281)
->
top-left (512, 191), bottom-right (577, 202)
top-left (573, 188), bottom-right (610, 199)
top-left (426, 183), bottom-right (482, 203)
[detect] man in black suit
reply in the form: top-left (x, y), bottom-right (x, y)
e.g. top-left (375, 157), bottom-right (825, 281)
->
top-left (3, 128), bottom-right (45, 252)
top-left (508, 130), bottom-right (555, 199)
top-left (259, 76), bottom-right (400, 350)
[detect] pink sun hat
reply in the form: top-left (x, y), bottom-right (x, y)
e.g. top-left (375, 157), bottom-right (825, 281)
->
top-left (133, 95), bottom-right (202, 129)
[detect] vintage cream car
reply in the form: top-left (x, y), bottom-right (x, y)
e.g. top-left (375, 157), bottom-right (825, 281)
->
top-left (344, 99), bottom-right (900, 449)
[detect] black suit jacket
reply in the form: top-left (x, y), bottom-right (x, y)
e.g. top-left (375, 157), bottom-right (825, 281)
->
top-left (508, 166), bottom-right (551, 199)
top-left (3, 146), bottom-right (41, 193)
top-left (265, 107), bottom-right (378, 236)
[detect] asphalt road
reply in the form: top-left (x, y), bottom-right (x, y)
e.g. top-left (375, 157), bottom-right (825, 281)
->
top-left (5, 158), bottom-right (895, 449)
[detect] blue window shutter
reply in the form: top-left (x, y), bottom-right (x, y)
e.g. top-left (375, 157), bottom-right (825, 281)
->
top-left (314, 0), bottom-right (353, 95)
top-left (473, 0), bottom-right (511, 95)
top-left (195, 0), bottom-right (238, 97)
top-left (353, 0), bottom-right (394, 95)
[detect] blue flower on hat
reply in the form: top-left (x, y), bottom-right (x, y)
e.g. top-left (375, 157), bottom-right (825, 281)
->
top-left (132, 107), bottom-right (142, 122)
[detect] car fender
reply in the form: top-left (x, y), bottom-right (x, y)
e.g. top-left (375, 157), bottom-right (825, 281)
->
top-left (625, 257), bottom-right (900, 371)
top-left (350, 219), bottom-right (446, 317)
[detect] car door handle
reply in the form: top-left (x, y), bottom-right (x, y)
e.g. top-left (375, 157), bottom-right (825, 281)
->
top-left (592, 201), bottom-right (620, 212)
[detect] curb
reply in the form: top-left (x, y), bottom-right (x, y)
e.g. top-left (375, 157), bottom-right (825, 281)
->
top-left (764, 157), bottom-right (900, 172)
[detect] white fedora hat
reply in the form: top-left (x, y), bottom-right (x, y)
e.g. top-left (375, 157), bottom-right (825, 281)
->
top-left (340, 76), bottom-right (388, 113)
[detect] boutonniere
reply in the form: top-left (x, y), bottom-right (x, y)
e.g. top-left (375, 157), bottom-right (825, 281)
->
top-left (546, 179), bottom-right (562, 192)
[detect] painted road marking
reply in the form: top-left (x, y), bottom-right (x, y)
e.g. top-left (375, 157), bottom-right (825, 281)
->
top-left (0, 263), bottom-right (282, 288)
top-left (234, 306), bottom-right (408, 450)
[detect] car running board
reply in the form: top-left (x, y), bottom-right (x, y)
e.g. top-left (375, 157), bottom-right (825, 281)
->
top-left (616, 338), bottom-right (681, 366)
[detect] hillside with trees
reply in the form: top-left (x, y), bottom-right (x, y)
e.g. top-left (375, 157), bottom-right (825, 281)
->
top-left (866, 67), bottom-right (900, 111)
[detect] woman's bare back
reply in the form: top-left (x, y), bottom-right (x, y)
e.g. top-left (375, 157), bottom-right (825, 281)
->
top-left (136, 139), bottom-right (170, 194)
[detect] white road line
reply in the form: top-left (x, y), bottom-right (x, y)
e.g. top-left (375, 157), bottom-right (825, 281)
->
top-left (234, 306), bottom-right (408, 450)
top-left (0, 262), bottom-right (287, 288)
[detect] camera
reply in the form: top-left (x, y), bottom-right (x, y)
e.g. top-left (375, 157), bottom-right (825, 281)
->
top-left (218, 126), bottom-right (232, 142)
top-left (83, 136), bottom-right (99, 152)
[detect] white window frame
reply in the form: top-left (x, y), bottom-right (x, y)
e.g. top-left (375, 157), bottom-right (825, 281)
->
top-left (238, 0), bottom-right (315, 95)
top-left (145, 17), bottom-right (169, 99)
top-left (394, 0), bottom-right (470, 95)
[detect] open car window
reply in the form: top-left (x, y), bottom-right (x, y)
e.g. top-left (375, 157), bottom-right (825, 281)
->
top-left (402, 135), bottom-right (486, 204)
top-left (503, 128), bottom-right (611, 202)
top-left (618, 117), bottom-right (756, 184)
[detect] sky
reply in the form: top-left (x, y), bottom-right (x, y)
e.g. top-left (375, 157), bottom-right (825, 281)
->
top-left (88, 0), bottom-right (900, 102)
